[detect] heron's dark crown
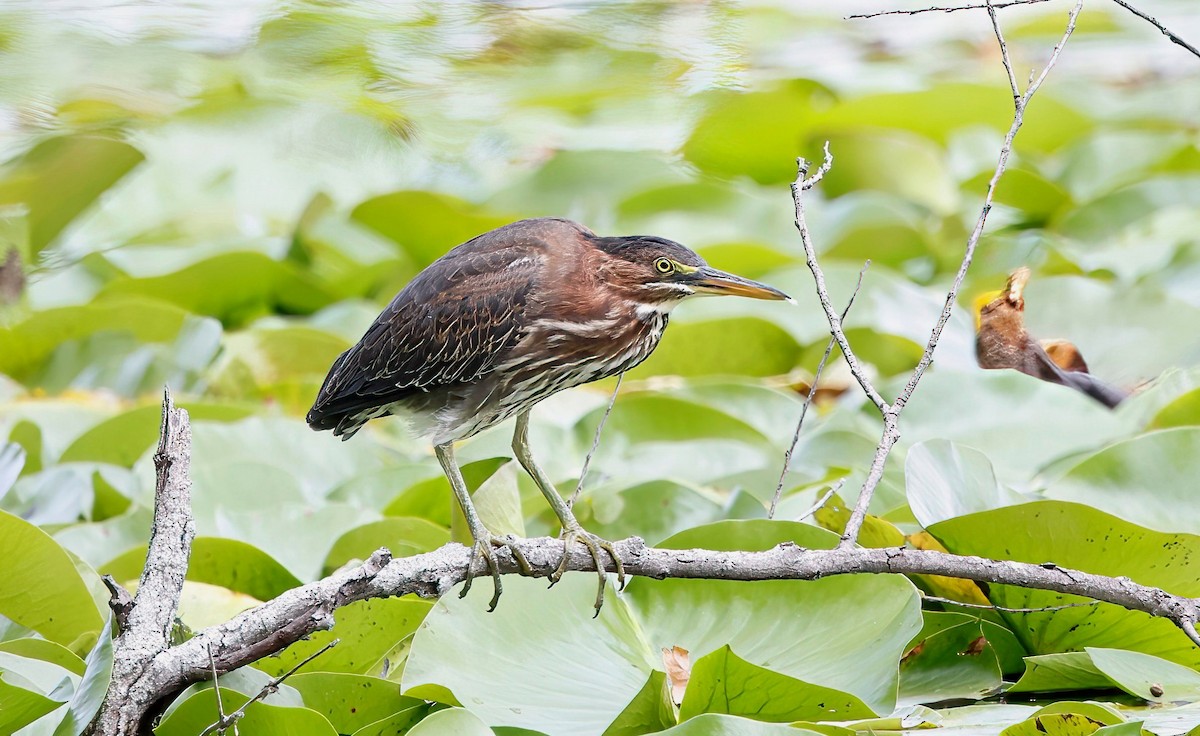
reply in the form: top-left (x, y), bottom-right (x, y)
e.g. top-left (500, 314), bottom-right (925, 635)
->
top-left (593, 235), bottom-right (707, 270)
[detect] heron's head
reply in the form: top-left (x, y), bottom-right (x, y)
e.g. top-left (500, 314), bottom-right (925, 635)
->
top-left (596, 235), bottom-right (791, 307)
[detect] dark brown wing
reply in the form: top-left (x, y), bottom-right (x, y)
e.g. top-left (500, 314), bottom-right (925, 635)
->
top-left (306, 222), bottom-right (560, 437)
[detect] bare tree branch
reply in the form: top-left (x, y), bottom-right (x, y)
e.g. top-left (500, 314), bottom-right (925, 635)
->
top-left (801, 0), bottom-right (1085, 549)
top-left (791, 144), bottom-right (888, 414)
top-left (1109, 0), bottom-right (1200, 61)
top-left (848, 0), bottom-right (1050, 19)
top-left (130, 537), bottom-right (1200, 708)
top-left (91, 388), bottom-right (195, 736)
top-left (770, 262), bottom-right (869, 519)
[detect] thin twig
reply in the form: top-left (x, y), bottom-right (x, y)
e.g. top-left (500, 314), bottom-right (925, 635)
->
top-left (923, 594), bottom-right (1101, 614)
top-left (569, 374), bottom-right (622, 509)
top-left (796, 480), bottom-right (844, 523)
top-left (770, 263), bottom-right (869, 519)
top-left (848, 0), bottom-right (1050, 19)
top-left (207, 645), bottom-right (232, 736)
top-left (987, 0), bottom-right (1022, 103)
top-left (792, 144), bottom-right (889, 414)
top-left (199, 639), bottom-right (340, 736)
top-left (1109, 0), bottom-right (1200, 61)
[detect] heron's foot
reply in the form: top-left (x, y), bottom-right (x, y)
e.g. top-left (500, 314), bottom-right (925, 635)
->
top-left (461, 533), bottom-right (533, 612)
top-left (551, 525), bottom-right (626, 615)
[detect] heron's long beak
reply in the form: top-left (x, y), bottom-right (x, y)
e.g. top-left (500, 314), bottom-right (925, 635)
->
top-left (689, 267), bottom-right (792, 302)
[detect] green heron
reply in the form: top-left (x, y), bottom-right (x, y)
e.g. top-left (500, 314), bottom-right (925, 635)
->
top-left (307, 217), bottom-right (790, 611)
top-left (975, 267), bottom-right (1126, 408)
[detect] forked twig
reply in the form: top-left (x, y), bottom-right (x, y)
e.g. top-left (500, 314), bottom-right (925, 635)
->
top-left (199, 639), bottom-right (340, 736)
top-left (770, 264), bottom-right (869, 519)
top-left (791, 144), bottom-right (888, 414)
top-left (796, 479), bottom-right (845, 523)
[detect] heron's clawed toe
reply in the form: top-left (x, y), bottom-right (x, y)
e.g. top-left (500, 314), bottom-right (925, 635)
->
top-left (552, 525), bottom-right (625, 616)
top-left (461, 534), bottom-right (534, 612)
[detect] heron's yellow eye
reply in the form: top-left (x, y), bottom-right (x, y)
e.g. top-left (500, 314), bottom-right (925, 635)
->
top-left (654, 258), bottom-right (674, 274)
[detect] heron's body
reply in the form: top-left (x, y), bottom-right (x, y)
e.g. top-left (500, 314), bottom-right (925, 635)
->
top-left (307, 217), bottom-right (789, 611)
top-left (308, 219), bottom-right (678, 444)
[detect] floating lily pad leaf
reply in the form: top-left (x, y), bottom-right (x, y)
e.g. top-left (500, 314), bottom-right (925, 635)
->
top-left (0, 640), bottom-right (85, 677)
top-left (0, 441), bottom-right (24, 499)
top-left (208, 325), bottom-right (348, 411)
top-left (680, 645), bottom-right (873, 723)
top-left (59, 402), bottom-right (252, 468)
top-left (53, 507), bottom-right (153, 571)
top-left (1058, 131), bottom-right (1190, 204)
top-left (156, 688), bottom-right (338, 736)
top-left (1031, 702), bottom-right (1125, 727)
top-left (683, 81), bottom-right (833, 184)
top-left (577, 479), bottom-right (725, 548)
top-left (0, 134), bottom-right (144, 255)
top-left (407, 707), bottom-right (496, 736)
top-left (1058, 176), bottom-right (1200, 242)
top-left (0, 675), bottom-right (61, 734)
top-left (630, 317), bottom-right (802, 380)
top-left (98, 251), bottom-right (338, 325)
top-left (906, 439), bottom-right (1024, 528)
top-left (51, 613), bottom-right (113, 736)
top-left (404, 574), bottom-right (653, 736)
top-left (816, 193), bottom-right (936, 267)
top-left (385, 458), bottom-right (508, 529)
top-left (930, 501), bottom-right (1200, 666)
top-left (661, 714), bottom-right (823, 735)
top-left (898, 612), bottom-right (1003, 707)
top-left (1008, 652), bottom-right (1115, 695)
top-left (811, 84), bottom-right (1089, 153)
top-left (1086, 648), bottom-right (1200, 703)
top-left (818, 131), bottom-right (958, 215)
top-left (324, 518), bottom-right (449, 574)
top-left (655, 519), bottom-right (839, 553)
top-left (289, 672), bottom-right (428, 735)
top-left (934, 704), bottom-right (1039, 735)
top-left (182, 416), bottom-right (386, 508)
top-left (0, 296), bottom-right (189, 382)
top-left (631, 522), bottom-right (920, 716)
top-left (329, 464), bottom-right (442, 510)
top-left (1000, 712), bottom-right (1108, 736)
top-left (215, 501), bottom-right (378, 583)
top-left (261, 597), bottom-right (432, 678)
top-left (1045, 428), bottom-right (1200, 535)
top-left (895, 371), bottom-right (1129, 487)
top-left (351, 705), bottom-right (433, 736)
top-left (812, 493), bottom-right (906, 549)
top-left (352, 191), bottom-right (511, 268)
top-left (965, 168), bottom-right (1071, 224)
top-left (0, 510), bottom-right (103, 651)
top-left (103, 537), bottom-right (301, 601)
top-left (468, 461), bottom-right (524, 539)
top-left (490, 150), bottom-right (689, 222)
top-left (1149, 388), bottom-right (1200, 429)
top-left (175, 582), bottom-right (261, 631)
top-left (602, 670), bottom-right (675, 736)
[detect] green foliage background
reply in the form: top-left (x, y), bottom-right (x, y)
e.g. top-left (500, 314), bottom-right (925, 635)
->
top-left (2, 1), bottom-right (1200, 734)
